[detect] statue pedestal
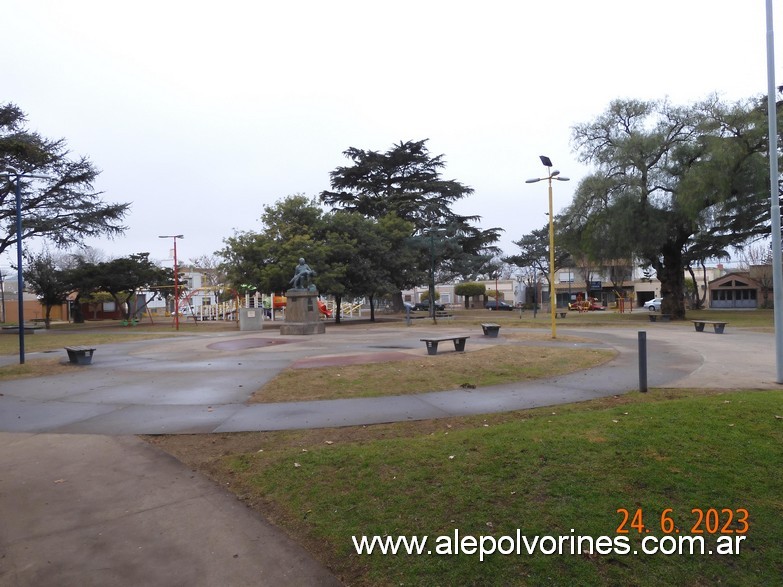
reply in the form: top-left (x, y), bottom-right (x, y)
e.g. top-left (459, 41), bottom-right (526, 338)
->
top-left (280, 289), bottom-right (326, 335)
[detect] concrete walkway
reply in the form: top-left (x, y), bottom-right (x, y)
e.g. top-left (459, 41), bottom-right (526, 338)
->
top-left (0, 323), bottom-right (779, 586)
top-left (2, 324), bottom-right (777, 435)
top-left (0, 432), bottom-right (342, 587)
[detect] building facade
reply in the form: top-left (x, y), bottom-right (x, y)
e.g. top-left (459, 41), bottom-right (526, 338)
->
top-left (401, 263), bottom-right (741, 311)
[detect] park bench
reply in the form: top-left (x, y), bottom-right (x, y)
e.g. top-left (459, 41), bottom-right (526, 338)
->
top-left (557, 312), bottom-right (567, 318)
top-left (435, 310), bottom-right (454, 320)
top-left (65, 345), bottom-right (96, 365)
top-left (2, 324), bottom-right (41, 334)
top-left (420, 336), bottom-right (469, 355)
top-left (691, 320), bottom-right (728, 334)
top-left (481, 323), bottom-right (501, 337)
top-left (648, 314), bottom-right (671, 322)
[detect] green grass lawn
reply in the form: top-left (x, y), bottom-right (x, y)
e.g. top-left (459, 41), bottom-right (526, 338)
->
top-left (156, 389), bottom-right (783, 586)
top-left (446, 307), bottom-right (775, 331)
top-left (253, 344), bottom-right (613, 403)
top-left (0, 320), bottom-right (241, 349)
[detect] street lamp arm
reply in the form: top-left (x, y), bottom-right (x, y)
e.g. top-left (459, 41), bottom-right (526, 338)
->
top-left (526, 155), bottom-right (572, 340)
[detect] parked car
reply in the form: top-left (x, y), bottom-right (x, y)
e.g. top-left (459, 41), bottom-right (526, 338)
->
top-left (485, 300), bottom-right (514, 311)
top-left (413, 300), bottom-right (446, 311)
top-left (643, 298), bottom-right (663, 312)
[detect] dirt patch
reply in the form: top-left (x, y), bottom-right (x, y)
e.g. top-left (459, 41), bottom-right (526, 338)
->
top-left (0, 357), bottom-right (75, 381)
top-left (290, 351), bottom-right (416, 369)
top-left (207, 338), bottom-right (291, 351)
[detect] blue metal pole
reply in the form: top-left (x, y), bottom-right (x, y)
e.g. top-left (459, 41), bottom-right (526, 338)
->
top-left (430, 231), bottom-right (436, 321)
top-left (15, 176), bottom-right (24, 364)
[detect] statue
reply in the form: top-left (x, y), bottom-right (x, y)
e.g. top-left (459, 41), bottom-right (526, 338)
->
top-left (289, 258), bottom-right (316, 290)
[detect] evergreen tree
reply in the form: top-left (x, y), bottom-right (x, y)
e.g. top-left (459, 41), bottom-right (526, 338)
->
top-left (0, 104), bottom-right (129, 255)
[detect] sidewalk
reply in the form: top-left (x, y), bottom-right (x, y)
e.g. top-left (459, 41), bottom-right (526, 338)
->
top-left (0, 433), bottom-right (342, 587)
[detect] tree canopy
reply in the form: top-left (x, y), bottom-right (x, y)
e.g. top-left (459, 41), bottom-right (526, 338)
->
top-left (561, 95), bottom-right (775, 319)
top-left (218, 195), bottom-right (419, 322)
top-left (22, 249), bottom-right (71, 328)
top-left (67, 252), bottom-right (172, 321)
top-left (0, 104), bottom-right (130, 256)
top-left (320, 139), bottom-right (502, 306)
top-left (504, 225), bottom-right (570, 291)
top-left (321, 139), bottom-right (479, 228)
top-left (219, 141), bottom-right (502, 319)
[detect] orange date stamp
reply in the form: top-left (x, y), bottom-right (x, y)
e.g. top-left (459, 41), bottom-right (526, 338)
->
top-left (616, 508), bottom-right (749, 535)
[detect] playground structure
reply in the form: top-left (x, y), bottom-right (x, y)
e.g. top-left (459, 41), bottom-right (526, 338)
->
top-left (169, 290), bottom-right (361, 322)
top-left (613, 295), bottom-right (634, 313)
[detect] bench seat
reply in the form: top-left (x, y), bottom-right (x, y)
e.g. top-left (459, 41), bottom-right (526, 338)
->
top-left (420, 336), bottom-right (469, 355)
top-left (649, 314), bottom-right (671, 322)
top-left (691, 320), bottom-right (728, 334)
top-left (65, 345), bottom-right (96, 365)
top-left (480, 323), bottom-right (501, 337)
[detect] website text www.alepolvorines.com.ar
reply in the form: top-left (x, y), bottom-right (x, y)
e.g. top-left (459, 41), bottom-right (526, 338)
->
top-left (352, 529), bottom-right (747, 561)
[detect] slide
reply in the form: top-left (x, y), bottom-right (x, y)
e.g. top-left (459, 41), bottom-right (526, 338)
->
top-left (318, 299), bottom-right (332, 318)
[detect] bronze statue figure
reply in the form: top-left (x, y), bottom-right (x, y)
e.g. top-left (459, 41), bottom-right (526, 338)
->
top-left (289, 258), bottom-right (316, 290)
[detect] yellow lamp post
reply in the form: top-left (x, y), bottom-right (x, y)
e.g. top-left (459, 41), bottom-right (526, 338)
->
top-left (525, 155), bottom-right (570, 339)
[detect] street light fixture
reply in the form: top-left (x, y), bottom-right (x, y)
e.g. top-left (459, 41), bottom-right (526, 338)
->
top-left (159, 234), bottom-right (184, 330)
top-left (1, 168), bottom-right (51, 364)
top-left (526, 155), bottom-right (570, 339)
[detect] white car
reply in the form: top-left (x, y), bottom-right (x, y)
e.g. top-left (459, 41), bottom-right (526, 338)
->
top-left (643, 298), bottom-right (662, 311)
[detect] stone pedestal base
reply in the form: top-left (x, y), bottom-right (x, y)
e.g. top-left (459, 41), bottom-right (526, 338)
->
top-left (280, 289), bottom-right (326, 335)
top-left (239, 307), bottom-right (264, 331)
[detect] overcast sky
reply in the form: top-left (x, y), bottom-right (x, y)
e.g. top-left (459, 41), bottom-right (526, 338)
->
top-left (4, 1), bottom-right (780, 269)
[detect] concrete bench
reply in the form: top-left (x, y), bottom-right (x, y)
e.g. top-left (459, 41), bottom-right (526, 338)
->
top-left (480, 323), bottom-right (501, 337)
top-left (420, 336), bottom-right (469, 355)
top-left (649, 314), bottom-right (671, 322)
top-left (65, 346), bottom-right (96, 365)
top-left (2, 324), bottom-right (42, 334)
top-left (691, 320), bottom-right (728, 334)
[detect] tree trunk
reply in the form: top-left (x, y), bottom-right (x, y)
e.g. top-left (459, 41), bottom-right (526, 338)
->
top-left (334, 294), bottom-right (342, 324)
top-left (112, 294), bottom-right (132, 321)
top-left (369, 294), bottom-right (376, 322)
top-left (686, 265), bottom-right (703, 310)
top-left (71, 295), bottom-right (84, 323)
top-left (656, 245), bottom-right (687, 319)
top-left (390, 291), bottom-right (405, 312)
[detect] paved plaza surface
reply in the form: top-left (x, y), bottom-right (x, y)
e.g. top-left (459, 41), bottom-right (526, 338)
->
top-left (1, 323), bottom-right (777, 435)
top-left (1, 322), bottom-right (779, 586)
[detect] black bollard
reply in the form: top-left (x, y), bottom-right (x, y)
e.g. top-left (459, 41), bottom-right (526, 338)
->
top-left (638, 331), bottom-right (648, 393)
